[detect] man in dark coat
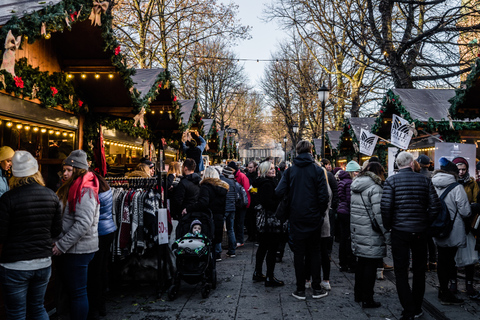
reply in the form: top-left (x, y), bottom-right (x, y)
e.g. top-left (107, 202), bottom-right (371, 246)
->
top-left (171, 158), bottom-right (201, 219)
top-left (381, 151), bottom-right (441, 320)
top-left (276, 140), bottom-right (329, 300)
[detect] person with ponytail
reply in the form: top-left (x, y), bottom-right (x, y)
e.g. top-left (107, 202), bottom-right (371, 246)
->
top-left (53, 150), bottom-right (100, 320)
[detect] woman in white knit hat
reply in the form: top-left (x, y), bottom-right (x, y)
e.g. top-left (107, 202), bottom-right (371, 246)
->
top-left (0, 146), bottom-right (15, 197)
top-left (0, 150), bottom-right (62, 319)
top-left (53, 150), bottom-right (100, 320)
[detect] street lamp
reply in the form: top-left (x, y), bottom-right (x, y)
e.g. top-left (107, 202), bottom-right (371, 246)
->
top-left (318, 84), bottom-right (330, 159)
top-left (283, 136), bottom-right (288, 162)
top-left (292, 123), bottom-right (299, 158)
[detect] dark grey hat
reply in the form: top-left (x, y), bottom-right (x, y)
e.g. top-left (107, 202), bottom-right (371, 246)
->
top-left (64, 150), bottom-right (89, 170)
top-left (222, 166), bottom-right (235, 179)
top-left (416, 154), bottom-right (431, 166)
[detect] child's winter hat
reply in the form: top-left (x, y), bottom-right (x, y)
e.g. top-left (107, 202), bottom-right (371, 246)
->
top-left (190, 219), bottom-right (202, 231)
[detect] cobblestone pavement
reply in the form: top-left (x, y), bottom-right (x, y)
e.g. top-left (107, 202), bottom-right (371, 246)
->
top-left (103, 241), bottom-right (479, 320)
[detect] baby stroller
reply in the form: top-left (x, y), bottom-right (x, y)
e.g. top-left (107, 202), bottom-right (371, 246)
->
top-left (168, 211), bottom-right (217, 300)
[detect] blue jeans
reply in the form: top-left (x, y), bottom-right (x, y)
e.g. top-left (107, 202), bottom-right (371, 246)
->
top-left (225, 211), bottom-right (236, 255)
top-left (0, 265), bottom-right (51, 320)
top-left (234, 208), bottom-right (247, 245)
top-left (57, 253), bottom-right (95, 320)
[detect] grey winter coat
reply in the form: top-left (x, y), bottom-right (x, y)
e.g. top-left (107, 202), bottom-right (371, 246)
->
top-left (56, 189), bottom-right (100, 254)
top-left (350, 171), bottom-right (388, 259)
top-left (431, 171), bottom-right (471, 248)
top-left (321, 167), bottom-right (332, 238)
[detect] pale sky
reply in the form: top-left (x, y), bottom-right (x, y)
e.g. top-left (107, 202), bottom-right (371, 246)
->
top-left (221, 0), bottom-right (287, 89)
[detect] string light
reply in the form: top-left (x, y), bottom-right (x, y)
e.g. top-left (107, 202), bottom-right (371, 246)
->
top-left (108, 73), bottom-right (114, 79)
top-left (81, 73), bottom-right (86, 79)
top-left (24, 125), bottom-right (30, 131)
top-left (55, 131), bottom-right (61, 135)
top-left (48, 130), bottom-right (54, 134)
top-left (16, 124), bottom-right (23, 129)
top-left (41, 128), bottom-right (47, 133)
top-left (67, 73), bottom-right (73, 79)
top-left (95, 73), bottom-right (100, 79)
top-left (69, 133), bottom-right (74, 137)
top-left (33, 127), bottom-right (39, 132)
top-left (62, 132), bottom-right (68, 137)
top-left (6, 122), bottom-right (12, 127)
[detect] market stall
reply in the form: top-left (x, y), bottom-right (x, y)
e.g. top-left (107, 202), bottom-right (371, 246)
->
top-left (337, 117), bottom-right (376, 166)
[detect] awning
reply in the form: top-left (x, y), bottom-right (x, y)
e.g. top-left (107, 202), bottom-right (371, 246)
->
top-left (327, 131), bottom-right (342, 150)
top-left (0, 0), bottom-right (62, 25)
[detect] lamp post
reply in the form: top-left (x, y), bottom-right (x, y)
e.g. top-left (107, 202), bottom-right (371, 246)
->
top-left (317, 84), bottom-right (330, 159)
top-left (283, 136), bottom-right (288, 162)
top-left (292, 123), bottom-right (299, 158)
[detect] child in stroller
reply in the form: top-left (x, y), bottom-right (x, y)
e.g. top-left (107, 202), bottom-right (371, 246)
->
top-left (168, 211), bottom-right (217, 300)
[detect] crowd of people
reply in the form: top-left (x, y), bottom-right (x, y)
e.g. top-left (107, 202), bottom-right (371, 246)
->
top-left (1, 137), bottom-right (480, 320)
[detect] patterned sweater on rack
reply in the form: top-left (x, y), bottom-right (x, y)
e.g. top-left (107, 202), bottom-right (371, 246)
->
top-left (119, 190), bottom-right (135, 250)
top-left (144, 189), bottom-right (161, 244)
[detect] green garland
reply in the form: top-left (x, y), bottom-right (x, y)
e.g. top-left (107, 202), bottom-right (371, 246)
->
top-left (337, 119), bottom-right (358, 160)
top-left (0, 58), bottom-right (81, 112)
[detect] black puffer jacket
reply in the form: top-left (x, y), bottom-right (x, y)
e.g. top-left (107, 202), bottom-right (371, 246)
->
top-left (275, 152), bottom-right (329, 234)
top-left (0, 183), bottom-right (62, 263)
top-left (171, 173), bottom-right (201, 219)
top-left (186, 178), bottom-right (228, 244)
top-left (381, 167), bottom-right (441, 232)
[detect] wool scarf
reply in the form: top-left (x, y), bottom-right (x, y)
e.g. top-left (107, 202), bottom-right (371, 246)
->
top-left (68, 171), bottom-right (99, 214)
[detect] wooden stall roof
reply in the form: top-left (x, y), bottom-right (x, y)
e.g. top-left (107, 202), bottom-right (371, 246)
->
top-left (327, 131), bottom-right (342, 150)
top-left (0, 0), bottom-right (62, 25)
top-left (202, 119), bottom-right (214, 137)
top-left (132, 69), bottom-right (165, 98)
top-left (178, 99), bottom-right (195, 126)
top-left (450, 58), bottom-right (480, 120)
top-left (349, 117), bottom-right (377, 139)
top-left (391, 89), bottom-right (455, 121)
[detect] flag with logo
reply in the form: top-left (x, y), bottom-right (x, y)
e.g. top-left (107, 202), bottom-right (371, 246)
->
top-left (391, 114), bottom-right (414, 150)
top-left (359, 129), bottom-right (379, 156)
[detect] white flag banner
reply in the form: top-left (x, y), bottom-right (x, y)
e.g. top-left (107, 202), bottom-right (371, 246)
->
top-left (157, 208), bottom-right (169, 245)
top-left (390, 114), bottom-right (414, 150)
top-left (359, 128), bottom-right (379, 156)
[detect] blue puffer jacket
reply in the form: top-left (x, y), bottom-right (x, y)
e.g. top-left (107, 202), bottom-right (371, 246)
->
top-left (0, 169), bottom-right (9, 197)
top-left (98, 189), bottom-right (117, 236)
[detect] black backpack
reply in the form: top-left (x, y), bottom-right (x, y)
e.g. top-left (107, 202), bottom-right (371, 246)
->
top-left (427, 182), bottom-right (460, 238)
top-left (234, 182), bottom-right (248, 209)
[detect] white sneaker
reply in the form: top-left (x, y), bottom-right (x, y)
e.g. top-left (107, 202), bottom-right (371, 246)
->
top-left (305, 280), bottom-right (311, 289)
top-left (321, 280), bottom-right (331, 291)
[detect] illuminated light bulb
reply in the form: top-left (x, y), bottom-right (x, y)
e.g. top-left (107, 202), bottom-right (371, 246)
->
top-left (33, 127), bottom-right (39, 132)
top-left (55, 131), bottom-right (61, 135)
top-left (62, 132), bottom-right (67, 136)
top-left (67, 73), bottom-right (73, 79)
top-left (105, 141), bottom-right (110, 145)
top-left (81, 73), bottom-right (86, 79)
top-left (24, 125), bottom-right (30, 131)
top-left (95, 73), bottom-right (100, 79)
top-left (44, 33), bottom-right (51, 40)
top-left (160, 110), bottom-right (163, 114)
top-left (16, 124), bottom-right (23, 129)
top-left (151, 110), bottom-right (155, 114)
top-left (0, 120), bottom-right (2, 125)
top-left (108, 73), bottom-right (114, 79)
top-left (41, 128), bottom-right (47, 133)
top-left (69, 133), bottom-right (74, 137)
top-left (48, 130), bottom-right (54, 134)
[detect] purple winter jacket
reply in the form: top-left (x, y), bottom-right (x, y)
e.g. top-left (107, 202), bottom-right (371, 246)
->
top-left (337, 170), bottom-right (352, 215)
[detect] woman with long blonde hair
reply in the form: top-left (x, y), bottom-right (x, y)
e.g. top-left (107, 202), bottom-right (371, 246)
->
top-left (0, 151), bottom-right (62, 319)
top-left (53, 150), bottom-right (100, 320)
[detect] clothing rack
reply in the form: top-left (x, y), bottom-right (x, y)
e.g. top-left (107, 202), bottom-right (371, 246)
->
top-left (105, 177), bottom-right (158, 189)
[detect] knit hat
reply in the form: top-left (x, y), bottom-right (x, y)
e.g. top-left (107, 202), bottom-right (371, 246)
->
top-left (12, 151), bottom-right (38, 177)
top-left (190, 219), bottom-right (202, 231)
top-left (452, 157), bottom-right (469, 170)
top-left (439, 157), bottom-right (459, 175)
top-left (64, 150), bottom-right (89, 170)
top-left (141, 159), bottom-right (154, 168)
top-left (416, 154), bottom-right (431, 166)
top-left (369, 156), bottom-right (380, 163)
top-left (227, 161), bottom-right (238, 172)
top-left (222, 166), bottom-right (235, 179)
top-left (346, 160), bottom-right (361, 172)
top-left (0, 146), bottom-right (14, 162)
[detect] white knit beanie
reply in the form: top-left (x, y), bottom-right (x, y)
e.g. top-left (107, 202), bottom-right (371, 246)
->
top-left (12, 151), bottom-right (38, 177)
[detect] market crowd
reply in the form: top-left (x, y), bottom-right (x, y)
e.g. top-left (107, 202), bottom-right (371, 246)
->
top-left (1, 137), bottom-right (480, 320)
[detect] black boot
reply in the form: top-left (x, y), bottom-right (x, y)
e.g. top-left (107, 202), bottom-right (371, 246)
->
top-left (362, 300), bottom-right (381, 308)
top-left (252, 271), bottom-right (266, 282)
top-left (265, 276), bottom-right (284, 287)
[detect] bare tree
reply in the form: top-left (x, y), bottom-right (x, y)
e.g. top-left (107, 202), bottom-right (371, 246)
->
top-left (348, 0), bottom-right (480, 88)
top-left (112, 0), bottom-right (250, 96)
top-left (264, 0), bottom-right (384, 117)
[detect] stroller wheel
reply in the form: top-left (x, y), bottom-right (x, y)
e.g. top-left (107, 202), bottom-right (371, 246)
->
top-left (168, 284), bottom-right (178, 301)
top-left (201, 285), bottom-right (210, 298)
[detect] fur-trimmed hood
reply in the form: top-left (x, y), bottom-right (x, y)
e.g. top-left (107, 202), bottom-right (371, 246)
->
top-left (351, 171), bottom-right (383, 194)
top-left (200, 177), bottom-right (229, 191)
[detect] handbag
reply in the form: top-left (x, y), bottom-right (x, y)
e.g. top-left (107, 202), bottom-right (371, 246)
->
top-left (360, 194), bottom-right (383, 234)
top-left (255, 204), bottom-right (266, 233)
